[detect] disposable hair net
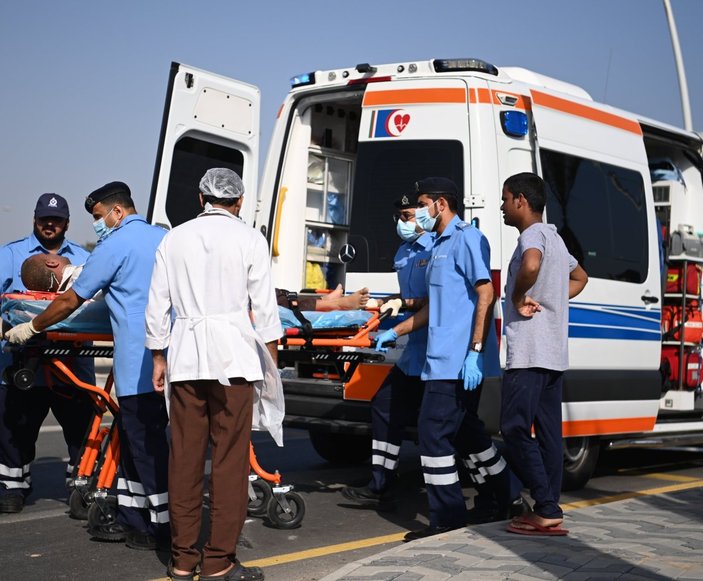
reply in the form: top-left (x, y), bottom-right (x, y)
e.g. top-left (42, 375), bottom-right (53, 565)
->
top-left (199, 168), bottom-right (245, 199)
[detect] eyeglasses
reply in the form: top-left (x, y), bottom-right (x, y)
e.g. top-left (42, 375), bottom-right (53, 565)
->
top-left (393, 212), bottom-right (416, 223)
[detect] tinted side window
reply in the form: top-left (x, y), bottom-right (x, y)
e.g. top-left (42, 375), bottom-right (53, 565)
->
top-left (348, 140), bottom-right (464, 273)
top-left (541, 149), bottom-right (648, 283)
top-left (165, 137), bottom-right (244, 227)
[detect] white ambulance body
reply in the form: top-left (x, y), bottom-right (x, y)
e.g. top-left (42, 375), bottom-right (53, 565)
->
top-left (148, 59), bottom-right (703, 488)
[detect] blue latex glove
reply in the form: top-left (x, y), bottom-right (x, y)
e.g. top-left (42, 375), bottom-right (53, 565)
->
top-left (461, 351), bottom-right (484, 391)
top-left (375, 328), bottom-right (398, 352)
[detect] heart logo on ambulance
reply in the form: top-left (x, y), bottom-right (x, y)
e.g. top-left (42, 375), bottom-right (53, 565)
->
top-left (385, 109), bottom-right (410, 136)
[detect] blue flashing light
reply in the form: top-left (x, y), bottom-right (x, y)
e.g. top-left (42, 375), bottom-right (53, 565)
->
top-left (290, 72), bottom-right (316, 88)
top-left (500, 111), bottom-right (528, 137)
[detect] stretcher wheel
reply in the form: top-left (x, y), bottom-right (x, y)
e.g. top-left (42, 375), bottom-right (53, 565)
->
top-left (266, 491), bottom-right (305, 529)
top-left (248, 480), bottom-right (273, 517)
top-left (69, 488), bottom-right (91, 520)
top-left (87, 495), bottom-right (118, 530)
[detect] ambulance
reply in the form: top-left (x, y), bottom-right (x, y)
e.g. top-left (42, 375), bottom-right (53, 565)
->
top-left (147, 59), bottom-right (703, 489)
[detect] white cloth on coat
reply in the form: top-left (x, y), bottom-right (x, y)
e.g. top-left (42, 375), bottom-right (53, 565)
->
top-left (145, 207), bottom-right (284, 445)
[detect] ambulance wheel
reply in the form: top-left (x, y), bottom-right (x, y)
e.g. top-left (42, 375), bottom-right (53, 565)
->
top-left (266, 492), bottom-right (305, 529)
top-left (69, 489), bottom-right (91, 520)
top-left (308, 431), bottom-right (371, 465)
top-left (562, 436), bottom-right (600, 491)
top-left (248, 480), bottom-right (273, 517)
top-left (87, 495), bottom-right (118, 529)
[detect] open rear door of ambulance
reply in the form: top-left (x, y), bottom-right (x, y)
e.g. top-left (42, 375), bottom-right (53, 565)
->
top-left (148, 62), bottom-right (260, 229)
top-left (529, 88), bottom-right (662, 439)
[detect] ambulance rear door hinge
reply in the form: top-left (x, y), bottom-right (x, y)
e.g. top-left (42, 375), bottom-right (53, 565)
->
top-left (466, 194), bottom-right (485, 208)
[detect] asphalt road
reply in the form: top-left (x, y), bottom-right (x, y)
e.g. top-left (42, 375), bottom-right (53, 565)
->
top-left (1, 415), bottom-right (703, 581)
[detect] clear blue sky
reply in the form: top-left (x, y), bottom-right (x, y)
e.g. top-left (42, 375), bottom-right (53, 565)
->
top-left (1, 0), bottom-right (701, 246)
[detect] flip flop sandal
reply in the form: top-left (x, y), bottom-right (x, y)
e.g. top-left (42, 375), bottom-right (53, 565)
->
top-left (167, 560), bottom-right (195, 581)
top-left (506, 517), bottom-right (569, 536)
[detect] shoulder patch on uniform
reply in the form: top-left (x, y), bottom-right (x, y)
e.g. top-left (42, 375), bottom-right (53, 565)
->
top-left (456, 221), bottom-right (470, 230)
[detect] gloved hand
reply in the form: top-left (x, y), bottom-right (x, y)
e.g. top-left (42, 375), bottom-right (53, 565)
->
top-left (366, 298), bottom-right (380, 309)
top-left (460, 351), bottom-right (484, 391)
top-left (375, 328), bottom-right (398, 352)
top-left (5, 321), bottom-right (39, 345)
top-left (380, 298), bottom-right (403, 317)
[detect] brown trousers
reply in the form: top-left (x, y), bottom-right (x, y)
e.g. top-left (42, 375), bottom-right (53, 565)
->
top-left (169, 379), bottom-right (253, 576)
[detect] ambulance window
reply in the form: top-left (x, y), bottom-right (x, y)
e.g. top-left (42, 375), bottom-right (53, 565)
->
top-left (164, 137), bottom-right (244, 228)
top-left (348, 140), bottom-right (464, 273)
top-left (541, 149), bottom-right (647, 283)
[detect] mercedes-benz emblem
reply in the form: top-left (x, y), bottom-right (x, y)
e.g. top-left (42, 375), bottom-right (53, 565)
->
top-left (339, 243), bottom-right (356, 263)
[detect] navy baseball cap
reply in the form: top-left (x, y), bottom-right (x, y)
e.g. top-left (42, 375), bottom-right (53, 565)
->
top-left (414, 177), bottom-right (459, 197)
top-left (34, 193), bottom-right (70, 219)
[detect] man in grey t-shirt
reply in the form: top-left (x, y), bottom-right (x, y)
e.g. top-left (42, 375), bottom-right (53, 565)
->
top-left (499, 173), bottom-right (588, 536)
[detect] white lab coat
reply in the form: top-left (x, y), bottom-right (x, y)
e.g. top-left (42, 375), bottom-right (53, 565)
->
top-left (145, 207), bottom-right (285, 445)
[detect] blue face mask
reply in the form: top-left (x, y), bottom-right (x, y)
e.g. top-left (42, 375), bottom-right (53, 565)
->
top-left (93, 207), bottom-right (117, 240)
top-left (415, 201), bottom-right (439, 232)
top-left (396, 218), bottom-right (421, 242)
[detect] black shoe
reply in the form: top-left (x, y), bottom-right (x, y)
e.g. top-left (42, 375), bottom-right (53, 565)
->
top-left (341, 486), bottom-right (391, 507)
top-left (88, 521), bottom-right (127, 542)
top-left (403, 525), bottom-right (457, 542)
top-left (200, 560), bottom-right (264, 581)
top-left (508, 496), bottom-right (530, 519)
top-left (466, 505), bottom-right (503, 525)
top-left (0, 493), bottom-right (24, 514)
top-left (125, 530), bottom-right (159, 551)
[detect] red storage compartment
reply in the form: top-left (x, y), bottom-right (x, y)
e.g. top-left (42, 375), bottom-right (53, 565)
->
top-left (666, 263), bottom-right (702, 296)
top-left (662, 303), bottom-right (703, 344)
top-left (661, 346), bottom-right (702, 389)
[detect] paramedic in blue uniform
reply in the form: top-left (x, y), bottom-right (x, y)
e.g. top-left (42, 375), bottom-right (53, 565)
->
top-left (376, 177), bottom-right (514, 541)
top-left (6, 182), bottom-right (170, 550)
top-left (341, 194), bottom-right (431, 505)
top-left (0, 194), bottom-right (94, 514)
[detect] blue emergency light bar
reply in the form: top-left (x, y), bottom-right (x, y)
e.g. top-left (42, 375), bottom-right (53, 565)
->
top-left (433, 58), bottom-right (498, 76)
top-left (290, 72), bottom-right (316, 88)
top-left (500, 111), bottom-right (529, 137)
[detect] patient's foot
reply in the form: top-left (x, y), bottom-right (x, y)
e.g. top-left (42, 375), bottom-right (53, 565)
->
top-left (322, 284), bottom-right (344, 300)
top-left (339, 287), bottom-right (369, 310)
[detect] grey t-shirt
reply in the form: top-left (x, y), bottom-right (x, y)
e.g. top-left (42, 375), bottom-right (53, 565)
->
top-left (504, 223), bottom-right (577, 371)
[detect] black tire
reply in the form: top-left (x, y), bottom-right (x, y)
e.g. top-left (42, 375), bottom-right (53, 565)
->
top-left (68, 488), bottom-right (91, 520)
top-left (266, 491), bottom-right (306, 529)
top-left (308, 431), bottom-right (371, 465)
top-left (562, 436), bottom-right (600, 491)
top-left (248, 480), bottom-right (273, 517)
top-left (87, 495), bottom-right (118, 530)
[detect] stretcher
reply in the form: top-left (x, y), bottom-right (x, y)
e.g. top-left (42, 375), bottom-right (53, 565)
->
top-left (277, 307), bottom-right (389, 382)
top-left (1, 292), bottom-right (325, 530)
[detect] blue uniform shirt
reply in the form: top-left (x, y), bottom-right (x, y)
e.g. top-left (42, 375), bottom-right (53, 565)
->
top-left (72, 215), bottom-right (166, 398)
top-left (0, 233), bottom-right (94, 386)
top-left (421, 215), bottom-right (499, 381)
top-left (394, 233), bottom-right (432, 377)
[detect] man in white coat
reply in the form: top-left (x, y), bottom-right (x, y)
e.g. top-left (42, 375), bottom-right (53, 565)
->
top-left (145, 168), bottom-right (283, 581)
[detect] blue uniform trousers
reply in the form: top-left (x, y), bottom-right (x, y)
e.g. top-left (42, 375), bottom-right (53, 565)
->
top-left (500, 368), bottom-right (564, 519)
top-left (0, 382), bottom-right (93, 496)
top-left (116, 392), bottom-right (170, 538)
top-left (369, 366), bottom-right (424, 494)
top-left (419, 379), bottom-right (511, 528)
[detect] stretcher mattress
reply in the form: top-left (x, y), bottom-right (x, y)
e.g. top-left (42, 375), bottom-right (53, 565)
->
top-left (278, 307), bottom-right (372, 330)
top-left (1, 293), bottom-right (112, 335)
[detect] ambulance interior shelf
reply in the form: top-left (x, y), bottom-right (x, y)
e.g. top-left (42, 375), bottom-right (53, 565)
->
top-left (305, 146), bottom-right (354, 290)
top-left (661, 255), bottom-right (703, 391)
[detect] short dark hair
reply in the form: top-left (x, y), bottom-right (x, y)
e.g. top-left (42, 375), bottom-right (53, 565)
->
top-left (503, 172), bottom-right (546, 213)
top-left (100, 191), bottom-right (135, 210)
top-left (421, 192), bottom-right (459, 213)
top-left (202, 194), bottom-right (237, 208)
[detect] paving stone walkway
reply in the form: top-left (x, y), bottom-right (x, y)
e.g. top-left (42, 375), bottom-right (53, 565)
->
top-left (321, 488), bottom-right (703, 580)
